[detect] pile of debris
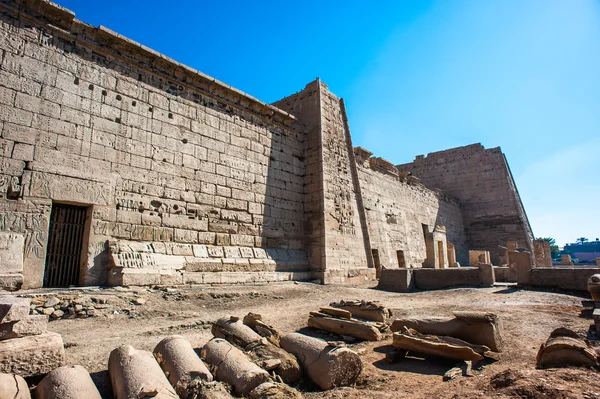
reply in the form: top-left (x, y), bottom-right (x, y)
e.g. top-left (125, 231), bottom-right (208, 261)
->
top-left (29, 296), bottom-right (99, 320)
top-left (0, 308), bottom-right (363, 398)
top-left (306, 300), bottom-right (390, 341)
top-left (0, 296), bottom-right (65, 380)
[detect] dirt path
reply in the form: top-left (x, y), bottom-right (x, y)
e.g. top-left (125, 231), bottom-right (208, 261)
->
top-left (25, 282), bottom-right (600, 398)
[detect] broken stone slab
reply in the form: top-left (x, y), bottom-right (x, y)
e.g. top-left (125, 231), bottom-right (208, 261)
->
top-left (0, 297), bottom-right (31, 323)
top-left (443, 361), bottom-right (472, 382)
top-left (587, 274), bottom-right (600, 302)
top-left (308, 313), bottom-right (382, 341)
top-left (392, 332), bottom-right (484, 361)
top-left (200, 338), bottom-right (271, 395)
top-left (536, 328), bottom-right (599, 369)
top-left (248, 382), bottom-right (302, 399)
top-left (318, 307), bottom-right (352, 319)
top-left (0, 332), bottom-right (65, 377)
top-left (35, 365), bottom-right (101, 399)
top-left (330, 299), bottom-right (391, 323)
top-left (0, 314), bottom-right (48, 340)
top-left (108, 345), bottom-right (178, 399)
top-left (0, 373), bottom-right (30, 399)
top-left (280, 333), bottom-right (362, 390)
top-left (242, 313), bottom-right (280, 345)
top-left (153, 335), bottom-right (213, 397)
top-left (390, 311), bottom-right (503, 352)
top-left (212, 318), bottom-right (301, 384)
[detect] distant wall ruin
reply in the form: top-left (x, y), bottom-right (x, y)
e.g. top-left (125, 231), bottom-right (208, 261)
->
top-left (397, 144), bottom-right (534, 264)
top-left (0, 0), bottom-right (536, 289)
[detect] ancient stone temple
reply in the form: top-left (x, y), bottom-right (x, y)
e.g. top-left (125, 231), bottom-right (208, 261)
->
top-left (0, 0), bottom-right (534, 290)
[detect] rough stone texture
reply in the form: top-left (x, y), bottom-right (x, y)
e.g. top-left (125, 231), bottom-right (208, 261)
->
top-left (153, 336), bottom-right (213, 397)
top-left (307, 314), bottom-right (382, 341)
top-left (533, 239), bottom-right (552, 267)
top-left (108, 345), bottom-right (178, 399)
top-left (390, 312), bottom-right (503, 353)
top-left (0, 296), bottom-right (30, 322)
top-left (280, 332), bottom-right (362, 390)
top-left (200, 338), bottom-right (270, 395)
top-left (413, 268), bottom-right (482, 290)
top-left (0, 373), bottom-right (30, 399)
top-left (0, 273), bottom-right (23, 291)
top-left (561, 255), bottom-right (574, 266)
top-left (529, 267), bottom-right (600, 291)
top-left (588, 274), bottom-right (600, 302)
top-left (377, 268), bottom-right (415, 292)
top-left (35, 365), bottom-right (102, 399)
top-left (493, 266), bottom-right (517, 283)
top-left (392, 332), bottom-right (484, 361)
top-left (397, 144), bottom-right (535, 265)
top-left (0, 332), bottom-right (65, 377)
top-left (0, 233), bottom-right (24, 276)
top-left (0, 314), bottom-right (47, 340)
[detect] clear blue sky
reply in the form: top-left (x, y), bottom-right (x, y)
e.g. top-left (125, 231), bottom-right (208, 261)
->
top-left (53, 0), bottom-right (600, 247)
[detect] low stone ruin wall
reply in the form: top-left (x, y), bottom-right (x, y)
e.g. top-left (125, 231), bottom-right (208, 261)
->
top-left (527, 267), bottom-right (600, 291)
top-left (494, 266), bottom-right (517, 283)
top-left (414, 268), bottom-right (481, 290)
top-left (378, 267), bottom-right (482, 292)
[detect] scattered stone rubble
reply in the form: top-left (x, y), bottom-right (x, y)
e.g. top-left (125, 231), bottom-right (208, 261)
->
top-left (0, 297), bottom-right (65, 378)
top-left (536, 328), bottom-right (599, 369)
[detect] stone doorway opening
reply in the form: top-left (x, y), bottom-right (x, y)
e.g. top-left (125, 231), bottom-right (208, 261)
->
top-left (43, 204), bottom-right (88, 288)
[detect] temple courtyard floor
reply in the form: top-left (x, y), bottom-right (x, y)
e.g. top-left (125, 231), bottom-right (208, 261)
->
top-left (16, 281), bottom-right (600, 398)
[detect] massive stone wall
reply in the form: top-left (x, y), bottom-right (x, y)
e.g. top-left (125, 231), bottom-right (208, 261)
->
top-left (274, 81), bottom-right (374, 283)
top-left (397, 144), bottom-right (534, 264)
top-left (356, 160), bottom-right (468, 268)
top-left (0, 0), bottom-right (307, 288)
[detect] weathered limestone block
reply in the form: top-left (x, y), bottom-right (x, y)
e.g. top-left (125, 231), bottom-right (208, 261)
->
top-left (200, 338), bottom-right (270, 395)
top-left (319, 307), bottom-right (352, 319)
top-left (153, 335), bottom-right (213, 397)
top-left (390, 311), bottom-right (503, 352)
top-left (0, 233), bottom-right (24, 274)
top-left (329, 299), bottom-right (390, 322)
top-left (478, 263), bottom-right (495, 287)
top-left (308, 313), bottom-right (382, 341)
top-left (248, 382), bottom-right (302, 399)
top-left (0, 373), bottom-right (30, 399)
top-left (0, 332), bottom-right (65, 377)
top-left (212, 318), bottom-right (301, 384)
top-left (280, 333), bottom-right (362, 390)
top-left (35, 365), bottom-right (101, 399)
top-left (0, 297), bottom-right (31, 322)
top-left (514, 251), bottom-right (533, 286)
top-left (561, 254), bottom-right (574, 266)
top-left (108, 345), bottom-right (178, 399)
top-left (536, 328), bottom-right (599, 369)
top-left (0, 274), bottom-right (24, 291)
top-left (0, 314), bottom-right (47, 340)
top-left (242, 313), bottom-right (280, 345)
top-left (596, 258), bottom-right (600, 267)
top-left (468, 250), bottom-right (490, 266)
top-left (392, 332), bottom-right (484, 361)
top-left (587, 274), bottom-right (600, 302)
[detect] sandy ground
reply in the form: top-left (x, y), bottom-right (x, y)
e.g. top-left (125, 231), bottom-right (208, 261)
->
top-left (21, 282), bottom-right (600, 398)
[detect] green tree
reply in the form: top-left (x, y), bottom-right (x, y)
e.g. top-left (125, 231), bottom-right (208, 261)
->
top-left (576, 237), bottom-right (589, 245)
top-left (539, 237), bottom-right (560, 258)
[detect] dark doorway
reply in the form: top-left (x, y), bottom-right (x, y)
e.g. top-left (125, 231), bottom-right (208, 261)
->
top-left (397, 250), bottom-right (406, 268)
top-left (372, 249), bottom-right (381, 278)
top-left (43, 204), bottom-right (87, 288)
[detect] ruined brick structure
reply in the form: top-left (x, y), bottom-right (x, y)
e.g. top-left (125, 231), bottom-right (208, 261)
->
top-left (0, 1), bottom-right (534, 289)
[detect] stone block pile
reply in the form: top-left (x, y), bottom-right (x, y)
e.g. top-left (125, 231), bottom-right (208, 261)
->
top-left (29, 296), bottom-right (99, 320)
top-left (0, 296), bottom-right (65, 378)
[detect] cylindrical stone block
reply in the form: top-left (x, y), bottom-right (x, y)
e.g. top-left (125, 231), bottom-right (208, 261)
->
top-left (0, 373), bottom-right (31, 399)
top-left (153, 335), bottom-right (213, 396)
top-left (200, 338), bottom-right (270, 395)
top-left (35, 365), bottom-right (101, 399)
top-left (280, 333), bottom-right (362, 390)
top-left (108, 345), bottom-right (178, 399)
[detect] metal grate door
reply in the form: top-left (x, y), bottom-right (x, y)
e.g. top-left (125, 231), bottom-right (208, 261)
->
top-left (43, 204), bottom-right (87, 288)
